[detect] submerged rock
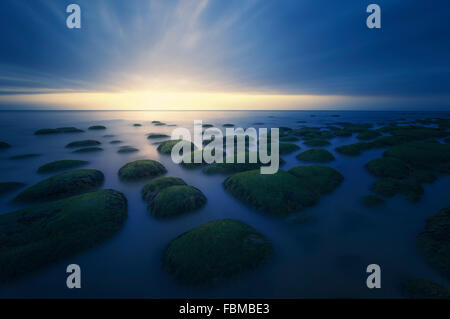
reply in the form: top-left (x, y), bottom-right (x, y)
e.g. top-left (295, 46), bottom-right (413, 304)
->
top-left (417, 206), bottom-right (450, 280)
top-left (37, 160), bottom-right (89, 173)
top-left (72, 147), bottom-right (103, 153)
top-left (0, 182), bottom-right (25, 197)
top-left (34, 127), bottom-right (84, 135)
top-left (401, 277), bottom-right (450, 299)
top-left (0, 141), bottom-right (11, 149)
top-left (363, 195), bottom-right (384, 207)
top-left (117, 146), bottom-right (139, 153)
top-left (118, 159), bottom-right (166, 181)
top-left (296, 149), bottom-right (335, 163)
top-left (9, 154), bottom-right (41, 160)
top-left (0, 189), bottom-right (127, 283)
top-left (65, 140), bottom-right (101, 148)
top-left (163, 219), bottom-right (272, 285)
top-left (88, 125), bottom-right (106, 130)
top-left (13, 169), bottom-right (104, 203)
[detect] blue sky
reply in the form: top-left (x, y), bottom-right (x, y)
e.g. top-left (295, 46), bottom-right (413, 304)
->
top-left (0, 0), bottom-right (449, 110)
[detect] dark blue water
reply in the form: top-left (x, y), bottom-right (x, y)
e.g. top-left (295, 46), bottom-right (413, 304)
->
top-left (0, 110), bottom-right (449, 298)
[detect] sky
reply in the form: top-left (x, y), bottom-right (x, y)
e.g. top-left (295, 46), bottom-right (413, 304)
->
top-left (0, 0), bottom-right (449, 110)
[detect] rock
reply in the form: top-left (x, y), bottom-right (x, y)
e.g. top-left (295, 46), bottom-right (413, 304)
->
top-left (0, 141), bottom-right (11, 149)
top-left (141, 177), bottom-right (186, 202)
top-left (13, 169), bottom-right (104, 203)
top-left (133, 123), bottom-right (142, 127)
top-left (72, 147), bottom-right (103, 153)
top-left (0, 182), bottom-right (25, 197)
top-left (117, 146), bottom-right (139, 153)
top-left (34, 127), bottom-right (83, 135)
top-left (157, 139), bottom-right (195, 154)
top-left (278, 142), bottom-right (301, 154)
top-left (303, 138), bottom-right (330, 147)
top-left (366, 157), bottom-right (410, 179)
top-left (147, 133), bottom-right (170, 139)
top-left (363, 195), bottom-right (384, 207)
top-left (37, 160), bottom-right (89, 173)
top-left (223, 124), bottom-right (235, 127)
top-left (118, 160), bottom-right (166, 181)
top-left (65, 140), bottom-right (101, 148)
top-left (401, 277), bottom-right (450, 299)
top-left (288, 165), bottom-right (343, 194)
top-left (357, 130), bottom-right (382, 140)
top-left (279, 136), bottom-right (299, 142)
top-left (163, 219), bottom-right (272, 285)
top-left (296, 149), bottom-right (335, 163)
top-left (372, 177), bottom-right (423, 202)
top-left (88, 125), bottom-right (106, 130)
top-left (0, 189), bottom-right (127, 283)
top-left (110, 140), bottom-right (123, 144)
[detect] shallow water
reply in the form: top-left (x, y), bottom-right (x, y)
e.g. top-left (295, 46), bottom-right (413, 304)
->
top-left (0, 110), bottom-right (449, 298)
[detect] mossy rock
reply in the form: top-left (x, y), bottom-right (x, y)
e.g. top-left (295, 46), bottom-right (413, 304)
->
top-left (202, 124), bottom-right (214, 128)
top-left (88, 125), bottom-right (106, 130)
top-left (0, 141), bottom-right (11, 149)
top-left (103, 134), bottom-right (115, 138)
top-left (149, 185), bottom-right (206, 219)
top-left (335, 122), bottom-right (373, 133)
top-left (141, 177), bottom-right (186, 202)
top-left (278, 142), bottom-right (301, 154)
top-left (117, 146), bottom-right (139, 153)
top-left (133, 123), bottom-right (142, 127)
top-left (157, 139), bottom-right (196, 154)
top-left (279, 136), bottom-right (299, 142)
top-left (110, 140), bottom-right (122, 144)
top-left (163, 219), bottom-right (272, 285)
top-left (223, 123), bottom-right (235, 127)
top-left (65, 140), bottom-right (101, 148)
top-left (152, 121), bottom-right (166, 126)
top-left (379, 125), bottom-right (448, 140)
top-left (417, 206), bottom-right (450, 280)
top-left (118, 160), bottom-right (166, 181)
top-left (296, 149), bottom-right (335, 163)
top-left (72, 147), bottom-right (103, 153)
top-left (366, 157), bottom-right (410, 179)
top-left (363, 195), bottom-right (384, 207)
top-left (288, 166), bottom-right (343, 194)
top-left (223, 170), bottom-right (319, 216)
top-left (180, 150), bottom-right (212, 169)
top-left (0, 189), bottom-right (127, 283)
top-left (411, 170), bottom-right (437, 184)
top-left (0, 182), bottom-right (25, 197)
top-left (37, 160), bottom-right (89, 173)
top-left (401, 277), bottom-right (450, 299)
top-left (9, 154), bottom-right (41, 160)
top-left (372, 177), bottom-right (423, 202)
top-left (357, 130), bottom-right (381, 140)
top-left (303, 138), bottom-right (330, 147)
top-left (147, 133), bottom-right (170, 139)
top-left (335, 142), bottom-right (371, 156)
top-left (13, 169), bottom-right (104, 203)
top-left (384, 142), bottom-right (450, 173)
top-left (34, 127), bottom-right (83, 135)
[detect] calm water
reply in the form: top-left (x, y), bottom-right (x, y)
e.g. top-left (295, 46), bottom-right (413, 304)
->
top-left (0, 110), bottom-right (449, 298)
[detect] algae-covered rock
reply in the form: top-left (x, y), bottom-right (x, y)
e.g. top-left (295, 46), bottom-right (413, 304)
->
top-left (0, 141), bottom-right (11, 149)
top-left (223, 124), bottom-right (235, 127)
top-left (149, 185), bottom-right (206, 219)
top-left (372, 177), bottom-right (423, 202)
top-left (163, 219), bottom-right (272, 285)
top-left (0, 189), bottom-right (127, 283)
top-left (147, 133), bottom-right (170, 139)
top-left (9, 154), bottom-right (41, 160)
top-left (37, 160), bottom-right (89, 173)
top-left (417, 206), bottom-right (450, 280)
top-left (296, 149), bottom-right (335, 163)
top-left (117, 146), bottom-right (139, 153)
top-left (357, 130), bottom-right (381, 140)
top-left (411, 170), bottom-right (437, 184)
top-left (88, 125), bottom-right (106, 130)
top-left (141, 177), bottom-right (186, 202)
top-left (335, 142), bottom-right (371, 156)
top-left (288, 166), bottom-right (343, 194)
top-left (133, 123), bottom-right (142, 127)
top-left (72, 147), bottom-right (103, 153)
top-left (223, 170), bottom-right (319, 215)
top-left (363, 195), bottom-right (384, 207)
top-left (13, 169), bottom-right (104, 203)
top-left (152, 121), bottom-right (166, 126)
top-left (366, 157), bottom-right (410, 179)
top-left (401, 277), bottom-right (450, 299)
top-left (34, 127), bottom-right (83, 135)
top-left (279, 136), bottom-right (299, 142)
top-left (118, 159), bottom-right (166, 181)
top-left (110, 140), bottom-right (123, 144)
top-left (0, 182), bottom-right (25, 196)
top-left (157, 139), bottom-right (196, 154)
top-left (303, 138), bottom-right (330, 147)
top-left (65, 140), bottom-right (101, 148)
top-left (278, 142), bottom-right (301, 154)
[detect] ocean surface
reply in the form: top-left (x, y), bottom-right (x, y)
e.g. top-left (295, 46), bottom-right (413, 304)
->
top-left (0, 110), bottom-right (449, 298)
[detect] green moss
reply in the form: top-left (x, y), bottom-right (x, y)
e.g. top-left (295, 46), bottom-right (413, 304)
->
top-left (278, 142), bottom-right (301, 154)
top-left (372, 177), bottom-right (423, 202)
top-left (288, 166), bottom-right (343, 194)
top-left (118, 159), bottom-right (166, 181)
top-left (152, 121), bottom-right (166, 126)
top-left (379, 125), bottom-right (448, 140)
top-left (0, 141), bottom-right (11, 149)
top-left (223, 170), bottom-right (319, 216)
top-left (401, 277), bottom-right (450, 299)
top-left (149, 185), bottom-right (206, 218)
top-left (141, 177), bottom-right (186, 202)
top-left (117, 146), bottom-right (139, 153)
top-left (296, 149), bottom-right (335, 163)
top-left (0, 182), bottom-right (25, 196)
top-left (180, 150), bottom-right (211, 169)
top-left (163, 219), bottom-right (272, 285)
top-left (13, 169), bottom-right (104, 203)
top-left (203, 151), bottom-right (280, 175)
top-left (335, 142), bottom-right (371, 156)
top-left (65, 140), bottom-right (101, 148)
top-left (157, 139), bottom-right (196, 154)
top-left (417, 206), bottom-right (450, 280)
top-left (366, 157), bottom-right (410, 179)
top-left (9, 154), bottom-right (41, 160)
top-left (34, 127), bottom-right (83, 135)
top-left (72, 147), bottom-right (103, 153)
top-left (279, 135), bottom-right (299, 142)
top-left (335, 122), bottom-right (373, 133)
top-left (303, 138), bottom-right (330, 147)
top-left (363, 195), bottom-right (384, 207)
top-left (147, 133), bottom-right (170, 139)
top-left (37, 160), bottom-right (89, 173)
top-left (0, 189), bottom-right (127, 283)
top-left (357, 130), bottom-right (382, 140)
top-left (88, 125), bottom-right (106, 130)
top-left (411, 170), bottom-right (437, 184)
